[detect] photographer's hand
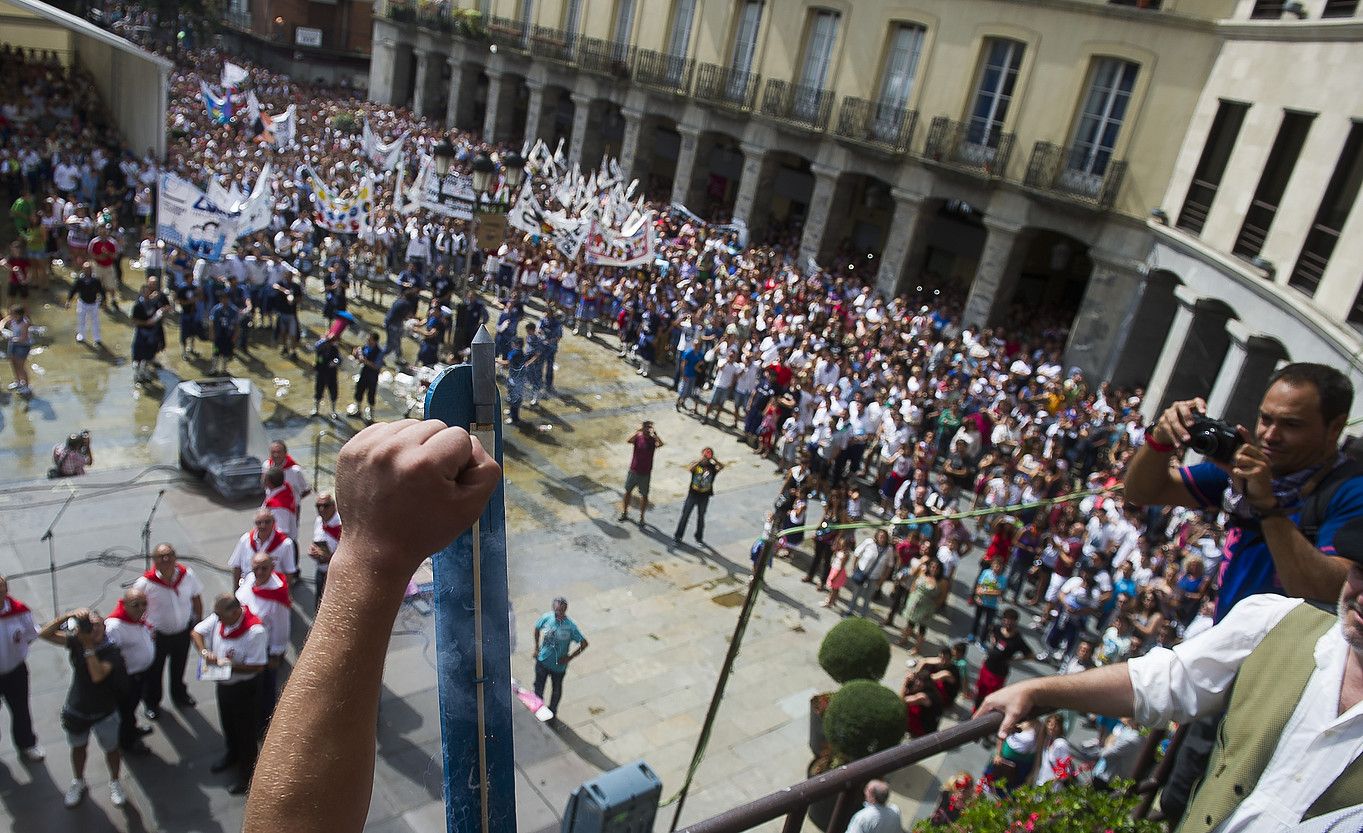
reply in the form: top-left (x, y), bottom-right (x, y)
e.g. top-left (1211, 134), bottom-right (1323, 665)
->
top-left (1231, 427), bottom-right (1276, 511)
top-left (1153, 397), bottom-right (1208, 447)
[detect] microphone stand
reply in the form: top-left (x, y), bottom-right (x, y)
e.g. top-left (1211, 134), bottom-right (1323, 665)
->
top-left (141, 489), bottom-right (167, 572)
top-left (40, 491), bottom-right (78, 614)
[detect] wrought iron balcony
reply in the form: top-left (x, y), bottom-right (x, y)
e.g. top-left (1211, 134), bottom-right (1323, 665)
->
top-left (486, 15), bottom-right (531, 53)
top-left (528, 25), bottom-right (578, 64)
top-left (760, 80), bottom-right (834, 131)
top-left (923, 116), bottom-right (1015, 179)
top-left (693, 64), bottom-right (760, 111)
top-left (1023, 141), bottom-right (1127, 210)
top-left (578, 37), bottom-right (634, 79)
top-left (224, 9), bottom-right (252, 30)
top-left (833, 97), bottom-right (917, 154)
top-left (634, 49), bottom-right (695, 95)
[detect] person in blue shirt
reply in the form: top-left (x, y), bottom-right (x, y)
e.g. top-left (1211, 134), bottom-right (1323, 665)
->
top-left (531, 597), bottom-right (587, 717)
top-left (539, 308), bottom-right (564, 394)
top-left (501, 336), bottom-right (530, 425)
top-left (675, 343), bottom-right (703, 413)
top-left (348, 332), bottom-right (384, 423)
top-left (1126, 362), bottom-right (1363, 623)
top-left (208, 294), bottom-right (241, 375)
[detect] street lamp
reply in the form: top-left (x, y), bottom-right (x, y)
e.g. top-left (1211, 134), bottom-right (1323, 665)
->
top-left (464, 153), bottom-right (499, 292)
top-left (502, 151), bottom-right (526, 195)
top-left (433, 137), bottom-right (456, 177)
top-left (470, 153), bottom-right (496, 196)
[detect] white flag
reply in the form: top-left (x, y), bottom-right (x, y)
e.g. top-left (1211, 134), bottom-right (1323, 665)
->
top-left (222, 60), bottom-right (249, 89)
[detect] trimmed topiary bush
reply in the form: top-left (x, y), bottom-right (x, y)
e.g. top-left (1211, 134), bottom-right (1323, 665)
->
top-left (822, 679), bottom-right (906, 760)
top-left (818, 617), bottom-right (891, 683)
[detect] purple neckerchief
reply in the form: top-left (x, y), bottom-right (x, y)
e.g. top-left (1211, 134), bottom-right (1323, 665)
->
top-left (1224, 451), bottom-right (1346, 523)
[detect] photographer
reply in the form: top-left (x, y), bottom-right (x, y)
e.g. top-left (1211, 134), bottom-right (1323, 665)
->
top-left (50, 431), bottom-right (92, 478)
top-left (1123, 362), bottom-right (1363, 823)
top-left (37, 608), bottom-right (130, 809)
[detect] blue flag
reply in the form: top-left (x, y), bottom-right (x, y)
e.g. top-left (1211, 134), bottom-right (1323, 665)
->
top-left (200, 81), bottom-right (232, 125)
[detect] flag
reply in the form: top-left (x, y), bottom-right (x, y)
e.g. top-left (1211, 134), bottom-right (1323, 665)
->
top-left (200, 81), bottom-right (232, 124)
top-left (222, 60), bottom-right (249, 90)
top-left (304, 166), bottom-right (373, 234)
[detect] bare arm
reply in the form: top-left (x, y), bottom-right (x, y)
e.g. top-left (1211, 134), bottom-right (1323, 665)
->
top-left (245, 419), bottom-right (500, 833)
top-left (976, 662), bottom-right (1135, 739)
top-left (1122, 398), bottom-right (1206, 507)
top-left (1258, 515), bottom-right (1351, 603)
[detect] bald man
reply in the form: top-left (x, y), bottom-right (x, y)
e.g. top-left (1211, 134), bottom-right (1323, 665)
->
top-left (105, 589), bottom-right (155, 755)
top-left (236, 552), bottom-right (291, 722)
top-left (230, 510), bottom-right (298, 587)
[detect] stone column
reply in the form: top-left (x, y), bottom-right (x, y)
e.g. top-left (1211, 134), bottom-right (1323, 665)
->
top-left (619, 107), bottom-right (645, 180)
top-left (411, 50), bottom-right (430, 116)
top-left (1141, 287), bottom-right (1234, 421)
top-left (732, 142), bottom-right (769, 230)
top-left (798, 163), bottom-right (840, 269)
top-left (874, 189), bottom-right (925, 299)
top-left (670, 124), bottom-right (702, 207)
top-left (523, 79), bottom-right (547, 146)
top-left (369, 37), bottom-right (399, 106)
top-left (961, 219), bottom-right (1023, 329)
top-left (445, 57), bottom-right (463, 128)
top-left (482, 68), bottom-right (505, 143)
top-left (1204, 321), bottom-right (1287, 428)
top-left (568, 93), bottom-right (594, 168)
top-left (1062, 250), bottom-right (1150, 384)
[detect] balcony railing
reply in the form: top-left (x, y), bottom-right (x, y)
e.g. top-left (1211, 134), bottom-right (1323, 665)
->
top-left (760, 80), bottom-right (834, 131)
top-left (634, 49), bottom-right (695, 95)
top-left (694, 63), bottom-right (761, 111)
top-left (923, 116), bottom-right (1015, 179)
top-left (486, 15), bottom-right (531, 53)
top-left (578, 37), bottom-right (634, 79)
top-left (1023, 142), bottom-right (1127, 210)
top-left (834, 97), bottom-right (918, 154)
top-left (528, 25), bottom-right (578, 64)
top-left (224, 9), bottom-right (252, 30)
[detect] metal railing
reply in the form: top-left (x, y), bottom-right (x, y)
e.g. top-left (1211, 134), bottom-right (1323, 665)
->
top-left (223, 9), bottom-right (252, 30)
top-left (1176, 180), bottom-right (1217, 234)
top-left (923, 116), bottom-right (1015, 179)
top-left (578, 36), bottom-right (634, 79)
top-left (634, 49), bottom-right (695, 95)
top-left (528, 25), bottom-right (578, 64)
top-left (486, 15), bottom-right (531, 53)
top-left (1023, 141), bottom-right (1127, 210)
top-left (834, 97), bottom-right (918, 154)
top-left (694, 63), bottom-right (761, 110)
top-left (760, 79), bottom-right (834, 131)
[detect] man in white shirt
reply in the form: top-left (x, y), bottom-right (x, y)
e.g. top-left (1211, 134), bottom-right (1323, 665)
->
top-left (104, 589), bottom-right (155, 754)
top-left (133, 544), bottom-right (204, 719)
top-left (229, 511), bottom-right (298, 587)
top-left (845, 780), bottom-right (902, 833)
top-left (0, 575), bottom-right (44, 761)
top-left (980, 549), bottom-right (1363, 833)
top-left (192, 594), bottom-right (268, 795)
top-left (310, 493), bottom-right (341, 608)
top-left (236, 553), bottom-right (291, 719)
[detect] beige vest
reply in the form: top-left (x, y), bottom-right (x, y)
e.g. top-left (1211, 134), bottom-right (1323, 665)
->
top-left (1175, 603), bottom-right (1363, 833)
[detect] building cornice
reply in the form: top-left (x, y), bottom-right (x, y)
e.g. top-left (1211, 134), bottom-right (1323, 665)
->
top-left (1216, 18), bottom-right (1363, 42)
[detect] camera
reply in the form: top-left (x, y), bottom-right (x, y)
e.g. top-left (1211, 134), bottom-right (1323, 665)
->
top-left (1186, 414), bottom-right (1243, 463)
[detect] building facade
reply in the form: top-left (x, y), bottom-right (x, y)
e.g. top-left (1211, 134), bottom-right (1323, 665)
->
top-left (368, 0), bottom-right (1363, 422)
top-left (221, 0), bottom-right (375, 86)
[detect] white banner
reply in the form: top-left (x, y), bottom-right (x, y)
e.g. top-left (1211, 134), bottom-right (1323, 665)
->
top-left (305, 166), bottom-right (373, 234)
top-left (583, 211), bottom-right (656, 267)
top-left (232, 164), bottom-right (275, 237)
top-left (396, 156), bottom-right (476, 220)
top-left (508, 184), bottom-right (586, 259)
top-left (362, 119), bottom-right (408, 172)
top-left (156, 174), bottom-right (236, 261)
top-left (270, 104), bottom-right (297, 149)
top-left (222, 60), bottom-right (249, 89)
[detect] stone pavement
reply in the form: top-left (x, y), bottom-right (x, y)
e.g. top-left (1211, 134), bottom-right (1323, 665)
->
top-left (0, 264), bottom-right (1068, 831)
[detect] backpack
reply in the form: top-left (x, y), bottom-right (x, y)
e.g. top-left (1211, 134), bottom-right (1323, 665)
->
top-left (1296, 457), bottom-right (1363, 545)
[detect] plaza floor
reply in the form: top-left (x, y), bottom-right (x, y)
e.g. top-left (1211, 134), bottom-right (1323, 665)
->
top-left (0, 262), bottom-right (1054, 832)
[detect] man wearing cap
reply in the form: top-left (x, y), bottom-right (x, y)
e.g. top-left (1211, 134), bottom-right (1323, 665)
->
top-left (980, 523), bottom-right (1363, 833)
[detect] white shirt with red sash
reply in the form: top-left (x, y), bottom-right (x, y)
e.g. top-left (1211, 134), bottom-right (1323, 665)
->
top-left (229, 528), bottom-right (298, 577)
top-left (105, 599), bottom-right (155, 674)
top-left (236, 571), bottom-right (291, 657)
top-left (263, 454), bottom-right (310, 509)
top-left (262, 484), bottom-right (299, 540)
top-left (193, 610), bottom-right (268, 684)
top-left (311, 511), bottom-right (342, 574)
top-left (133, 564), bottom-right (206, 635)
top-left (0, 596), bottom-right (38, 674)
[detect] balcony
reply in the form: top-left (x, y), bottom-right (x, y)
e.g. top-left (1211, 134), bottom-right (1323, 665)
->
top-left (833, 97), bottom-right (918, 154)
top-left (486, 15), bottom-right (531, 54)
top-left (1023, 142), bottom-right (1127, 210)
top-left (693, 64), bottom-right (761, 111)
top-left (527, 25), bottom-right (578, 64)
top-left (634, 49), bottom-right (695, 95)
top-left (223, 9), bottom-right (252, 30)
top-left (923, 117), bottom-right (1015, 179)
top-left (760, 80), bottom-right (834, 132)
top-left (578, 37), bottom-right (634, 79)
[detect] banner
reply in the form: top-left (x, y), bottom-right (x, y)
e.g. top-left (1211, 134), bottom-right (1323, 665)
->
top-left (362, 118), bottom-right (408, 172)
top-left (156, 174), bottom-right (235, 261)
top-left (508, 184), bottom-right (586, 259)
top-left (583, 211), bottom-right (656, 267)
top-left (396, 156), bottom-right (476, 220)
top-left (222, 61), bottom-right (249, 90)
top-left (200, 81), bottom-right (232, 124)
top-left (231, 164), bottom-right (274, 237)
top-left (271, 104), bottom-right (297, 149)
top-left (304, 166), bottom-right (373, 234)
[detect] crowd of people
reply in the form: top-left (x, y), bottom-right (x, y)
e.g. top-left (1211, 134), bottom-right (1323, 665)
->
top-left (3, 7), bottom-right (1362, 830)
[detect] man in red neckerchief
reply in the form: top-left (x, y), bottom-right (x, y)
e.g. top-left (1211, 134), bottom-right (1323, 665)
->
top-left (261, 468), bottom-right (302, 585)
top-left (104, 589), bottom-right (155, 755)
top-left (132, 544), bottom-right (204, 720)
top-left (309, 493), bottom-right (341, 609)
top-left (0, 575), bottom-right (45, 762)
top-left (263, 440), bottom-right (310, 508)
top-left (229, 511), bottom-right (298, 588)
top-left (192, 594), bottom-right (268, 796)
top-left (235, 553), bottom-right (291, 724)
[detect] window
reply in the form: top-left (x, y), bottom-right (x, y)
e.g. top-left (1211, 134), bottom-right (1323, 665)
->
top-left (1067, 58), bottom-right (1138, 181)
top-left (229, 0), bottom-right (248, 15)
top-left (1233, 110), bottom-right (1315, 259)
top-left (1290, 122), bottom-right (1363, 295)
top-left (563, 0), bottom-right (582, 36)
top-left (727, 0), bottom-right (763, 98)
top-left (518, 0), bottom-right (534, 30)
top-left (612, 0), bottom-right (636, 43)
top-left (667, 0), bottom-right (696, 57)
top-left (1178, 100), bottom-right (1249, 234)
top-left (1323, 0), bottom-right (1358, 17)
top-left (876, 24), bottom-right (924, 109)
top-left (1250, 1), bottom-right (1285, 18)
top-left (792, 10), bottom-right (839, 120)
top-left (966, 38), bottom-right (1025, 149)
